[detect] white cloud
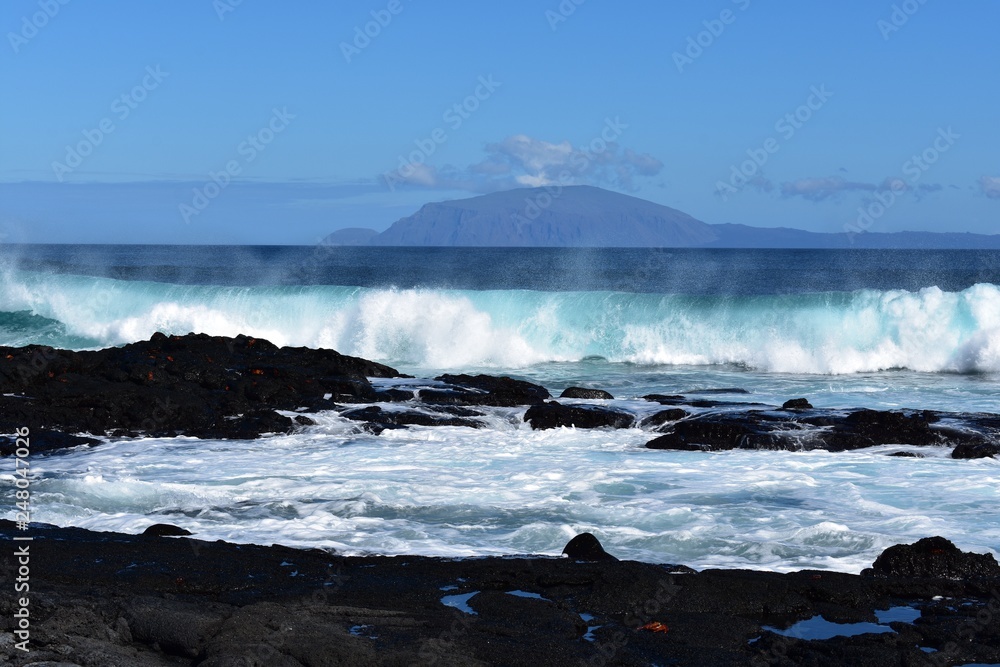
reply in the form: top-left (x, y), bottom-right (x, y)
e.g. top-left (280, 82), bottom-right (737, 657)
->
top-left (383, 133), bottom-right (663, 193)
top-left (980, 176), bottom-right (1000, 199)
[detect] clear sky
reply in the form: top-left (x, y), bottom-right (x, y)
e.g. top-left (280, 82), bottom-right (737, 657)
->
top-left (1, 1), bottom-right (997, 244)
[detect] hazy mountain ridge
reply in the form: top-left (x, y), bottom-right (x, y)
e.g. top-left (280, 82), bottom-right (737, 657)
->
top-left (325, 186), bottom-right (1000, 249)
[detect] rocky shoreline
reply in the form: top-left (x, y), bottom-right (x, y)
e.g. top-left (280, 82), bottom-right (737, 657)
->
top-left (2, 521), bottom-right (999, 666)
top-left (2, 332), bottom-right (1000, 459)
top-left (3, 333), bottom-right (1000, 665)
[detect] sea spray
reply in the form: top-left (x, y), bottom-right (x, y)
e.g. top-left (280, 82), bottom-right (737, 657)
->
top-left (5, 268), bottom-right (1000, 375)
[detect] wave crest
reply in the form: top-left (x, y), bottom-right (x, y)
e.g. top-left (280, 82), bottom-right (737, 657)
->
top-left (4, 270), bottom-right (1000, 374)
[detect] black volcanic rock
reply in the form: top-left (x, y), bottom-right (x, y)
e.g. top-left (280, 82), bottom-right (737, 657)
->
top-left (645, 413), bottom-right (792, 451)
top-left (524, 401), bottom-right (635, 430)
top-left (559, 386), bottom-right (614, 400)
top-left (782, 398), bottom-right (813, 410)
top-left (142, 523), bottom-right (193, 537)
top-left (640, 408), bottom-right (689, 428)
top-left (869, 536), bottom-right (1000, 579)
top-left (644, 406), bottom-right (999, 455)
top-left (432, 373), bottom-right (550, 407)
top-left (5, 520), bottom-right (1000, 666)
top-left (0, 429), bottom-right (100, 456)
top-left (952, 442), bottom-right (1000, 459)
top-left (682, 387), bottom-right (750, 395)
top-left (562, 533), bottom-right (617, 561)
top-left (340, 405), bottom-right (484, 430)
top-left (0, 333), bottom-right (400, 442)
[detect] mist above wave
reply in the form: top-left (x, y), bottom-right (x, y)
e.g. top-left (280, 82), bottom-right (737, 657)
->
top-left (3, 269), bottom-right (1000, 374)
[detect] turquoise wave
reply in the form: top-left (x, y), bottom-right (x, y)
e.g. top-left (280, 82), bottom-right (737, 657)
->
top-left (3, 269), bottom-right (1000, 374)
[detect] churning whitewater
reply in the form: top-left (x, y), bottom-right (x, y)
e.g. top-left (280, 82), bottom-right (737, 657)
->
top-left (5, 268), bottom-right (1000, 374)
top-left (4, 247), bottom-right (1000, 574)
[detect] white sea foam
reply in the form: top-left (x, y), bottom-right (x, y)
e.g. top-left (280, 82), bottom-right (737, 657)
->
top-left (13, 418), bottom-right (1000, 573)
top-left (5, 269), bottom-right (1000, 572)
top-left (6, 270), bottom-right (1000, 375)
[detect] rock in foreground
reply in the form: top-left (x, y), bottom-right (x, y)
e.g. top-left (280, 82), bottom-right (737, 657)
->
top-left (2, 522), bottom-right (1000, 666)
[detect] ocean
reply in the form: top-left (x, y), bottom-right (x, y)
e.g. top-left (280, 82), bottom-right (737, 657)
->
top-left (2, 245), bottom-right (999, 573)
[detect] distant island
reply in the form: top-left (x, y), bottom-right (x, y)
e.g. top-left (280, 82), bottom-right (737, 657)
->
top-left (326, 185), bottom-right (1000, 249)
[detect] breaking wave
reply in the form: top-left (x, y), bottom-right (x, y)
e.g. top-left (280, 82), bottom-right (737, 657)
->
top-left (4, 269), bottom-right (1000, 374)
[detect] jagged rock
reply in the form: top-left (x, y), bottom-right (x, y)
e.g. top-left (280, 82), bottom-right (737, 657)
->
top-left (869, 536), bottom-right (1000, 579)
top-left (0, 333), bottom-right (400, 443)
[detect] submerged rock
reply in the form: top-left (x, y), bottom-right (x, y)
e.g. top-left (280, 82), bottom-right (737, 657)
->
top-left (639, 408), bottom-right (689, 429)
top-left (681, 387), bottom-right (750, 395)
top-left (340, 405), bottom-right (485, 430)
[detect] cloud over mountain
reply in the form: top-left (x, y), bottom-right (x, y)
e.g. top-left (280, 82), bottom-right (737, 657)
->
top-left (383, 130), bottom-right (663, 194)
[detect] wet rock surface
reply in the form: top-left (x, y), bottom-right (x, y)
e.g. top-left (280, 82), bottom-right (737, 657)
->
top-left (0, 333), bottom-right (400, 440)
top-left (2, 522), bottom-right (999, 667)
top-left (3, 334), bottom-right (1000, 462)
top-left (559, 386), bottom-right (615, 400)
top-left (340, 405), bottom-right (486, 431)
top-left (523, 401), bottom-right (636, 430)
top-left (430, 373), bottom-right (551, 407)
top-left (645, 405), bottom-right (999, 457)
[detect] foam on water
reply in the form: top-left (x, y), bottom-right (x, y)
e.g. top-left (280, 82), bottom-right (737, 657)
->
top-left (7, 269), bottom-right (1000, 377)
top-left (14, 414), bottom-right (1000, 573)
top-left (5, 253), bottom-right (1000, 573)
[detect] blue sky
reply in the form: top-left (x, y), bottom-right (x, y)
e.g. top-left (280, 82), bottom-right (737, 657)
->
top-left (1, 0), bottom-right (997, 244)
